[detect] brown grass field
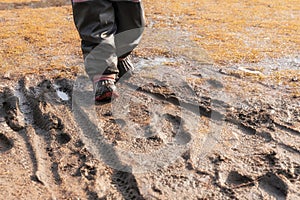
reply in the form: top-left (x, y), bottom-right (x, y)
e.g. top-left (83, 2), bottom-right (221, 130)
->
top-left (1, 0), bottom-right (299, 70)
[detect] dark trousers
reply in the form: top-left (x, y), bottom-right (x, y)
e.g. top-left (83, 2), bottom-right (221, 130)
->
top-left (72, 0), bottom-right (145, 79)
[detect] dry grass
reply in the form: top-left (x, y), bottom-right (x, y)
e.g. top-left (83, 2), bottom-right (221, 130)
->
top-left (142, 0), bottom-right (300, 96)
top-left (0, 5), bottom-right (81, 77)
top-left (0, 0), bottom-right (299, 77)
top-left (144, 0), bottom-right (299, 65)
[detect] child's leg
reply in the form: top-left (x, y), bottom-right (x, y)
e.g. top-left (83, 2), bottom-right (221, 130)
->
top-left (71, 0), bottom-right (119, 80)
top-left (113, 1), bottom-right (145, 77)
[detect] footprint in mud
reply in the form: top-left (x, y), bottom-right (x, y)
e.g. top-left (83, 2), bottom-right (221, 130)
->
top-left (206, 79), bottom-right (224, 89)
top-left (56, 132), bottom-right (71, 145)
top-left (112, 170), bottom-right (144, 200)
top-left (114, 118), bottom-right (126, 128)
top-left (226, 171), bottom-right (254, 186)
top-left (80, 163), bottom-right (97, 181)
top-left (110, 92), bottom-right (191, 144)
top-left (161, 113), bottom-right (192, 145)
top-left (2, 87), bottom-right (25, 131)
top-left (259, 172), bottom-right (288, 199)
top-left (0, 133), bottom-right (13, 152)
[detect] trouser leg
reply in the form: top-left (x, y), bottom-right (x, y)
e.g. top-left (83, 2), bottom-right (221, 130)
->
top-left (113, 1), bottom-right (145, 58)
top-left (113, 1), bottom-right (145, 77)
top-left (72, 0), bottom-right (118, 79)
top-left (71, 0), bottom-right (145, 80)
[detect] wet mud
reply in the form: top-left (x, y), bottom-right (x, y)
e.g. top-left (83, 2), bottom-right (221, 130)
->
top-left (0, 55), bottom-right (299, 199)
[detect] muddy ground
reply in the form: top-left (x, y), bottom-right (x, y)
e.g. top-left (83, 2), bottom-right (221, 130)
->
top-left (0, 1), bottom-right (300, 200)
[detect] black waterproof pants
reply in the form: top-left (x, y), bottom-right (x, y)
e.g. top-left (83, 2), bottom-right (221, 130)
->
top-left (71, 0), bottom-right (145, 79)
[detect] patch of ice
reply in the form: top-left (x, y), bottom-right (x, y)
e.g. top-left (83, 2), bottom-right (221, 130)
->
top-left (56, 90), bottom-right (69, 101)
top-left (238, 67), bottom-right (264, 76)
top-left (53, 84), bottom-right (69, 101)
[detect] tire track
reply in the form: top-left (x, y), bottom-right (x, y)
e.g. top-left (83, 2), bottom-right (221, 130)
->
top-left (4, 76), bottom-right (145, 199)
top-left (15, 79), bottom-right (62, 199)
top-left (273, 120), bottom-right (300, 137)
top-left (73, 95), bottom-right (145, 199)
top-left (3, 78), bottom-right (69, 198)
top-left (2, 86), bottom-right (58, 198)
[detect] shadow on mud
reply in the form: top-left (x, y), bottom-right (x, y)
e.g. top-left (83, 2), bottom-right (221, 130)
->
top-left (73, 93), bottom-right (145, 199)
